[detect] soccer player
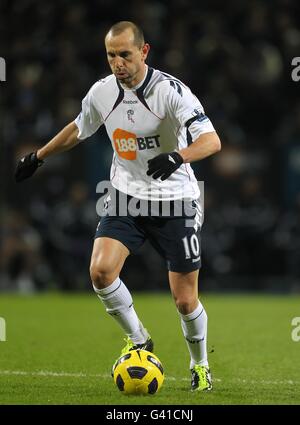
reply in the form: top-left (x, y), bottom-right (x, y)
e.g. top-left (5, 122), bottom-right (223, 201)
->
top-left (15, 21), bottom-right (221, 392)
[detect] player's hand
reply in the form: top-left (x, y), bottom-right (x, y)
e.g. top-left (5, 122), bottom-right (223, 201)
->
top-left (15, 151), bottom-right (44, 183)
top-left (146, 151), bottom-right (183, 181)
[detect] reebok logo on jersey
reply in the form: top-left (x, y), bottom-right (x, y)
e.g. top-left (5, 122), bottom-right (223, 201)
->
top-left (113, 128), bottom-right (160, 160)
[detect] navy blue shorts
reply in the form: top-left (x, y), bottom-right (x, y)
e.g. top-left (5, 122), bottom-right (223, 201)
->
top-left (95, 190), bottom-right (202, 273)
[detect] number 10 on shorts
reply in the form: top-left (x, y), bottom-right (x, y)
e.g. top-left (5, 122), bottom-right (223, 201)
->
top-left (182, 235), bottom-right (200, 259)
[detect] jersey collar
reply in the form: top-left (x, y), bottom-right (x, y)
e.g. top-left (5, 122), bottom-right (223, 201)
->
top-left (113, 66), bottom-right (154, 112)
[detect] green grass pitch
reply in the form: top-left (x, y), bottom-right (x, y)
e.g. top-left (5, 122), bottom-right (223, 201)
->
top-left (0, 292), bottom-right (300, 405)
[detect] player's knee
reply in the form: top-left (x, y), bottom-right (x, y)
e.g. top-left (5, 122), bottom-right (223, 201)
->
top-left (89, 262), bottom-right (117, 289)
top-left (175, 297), bottom-right (197, 315)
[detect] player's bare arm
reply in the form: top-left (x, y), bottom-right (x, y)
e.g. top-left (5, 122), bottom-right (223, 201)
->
top-left (178, 131), bottom-right (221, 163)
top-left (37, 121), bottom-right (79, 160)
top-left (15, 121), bottom-right (79, 182)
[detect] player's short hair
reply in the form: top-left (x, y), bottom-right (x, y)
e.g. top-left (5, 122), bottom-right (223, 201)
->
top-left (106, 21), bottom-right (145, 48)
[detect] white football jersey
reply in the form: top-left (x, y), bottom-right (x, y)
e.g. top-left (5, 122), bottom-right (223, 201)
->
top-left (75, 66), bottom-right (215, 201)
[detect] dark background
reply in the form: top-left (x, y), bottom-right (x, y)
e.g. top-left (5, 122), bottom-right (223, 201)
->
top-left (1, 0), bottom-right (300, 293)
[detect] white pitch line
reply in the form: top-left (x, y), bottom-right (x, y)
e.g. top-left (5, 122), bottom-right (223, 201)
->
top-left (0, 370), bottom-right (299, 385)
top-left (0, 369), bottom-right (211, 382)
top-left (0, 370), bottom-right (111, 379)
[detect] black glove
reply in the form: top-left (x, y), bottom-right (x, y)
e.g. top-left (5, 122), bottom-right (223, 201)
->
top-left (146, 151), bottom-right (183, 181)
top-left (15, 151), bottom-right (44, 182)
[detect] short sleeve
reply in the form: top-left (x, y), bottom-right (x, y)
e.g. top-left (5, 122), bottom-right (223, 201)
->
top-left (166, 82), bottom-right (215, 142)
top-left (75, 88), bottom-right (103, 140)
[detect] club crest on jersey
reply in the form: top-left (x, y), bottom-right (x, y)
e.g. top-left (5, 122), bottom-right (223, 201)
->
top-left (127, 109), bottom-right (135, 123)
top-left (113, 128), bottom-right (160, 160)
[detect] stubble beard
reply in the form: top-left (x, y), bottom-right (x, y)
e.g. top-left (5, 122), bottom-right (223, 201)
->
top-left (116, 69), bottom-right (140, 88)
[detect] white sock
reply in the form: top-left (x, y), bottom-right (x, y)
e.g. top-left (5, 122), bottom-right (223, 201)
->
top-left (93, 277), bottom-right (148, 345)
top-left (180, 301), bottom-right (209, 369)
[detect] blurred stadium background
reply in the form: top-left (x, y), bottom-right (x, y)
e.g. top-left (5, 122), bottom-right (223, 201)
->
top-left (1, 0), bottom-right (300, 294)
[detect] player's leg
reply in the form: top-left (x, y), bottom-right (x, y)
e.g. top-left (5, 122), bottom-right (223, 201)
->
top-left (90, 236), bottom-right (128, 290)
top-left (168, 270), bottom-right (212, 391)
top-left (90, 236), bottom-right (151, 350)
top-left (144, 196), bottom-right (211, 390)
top-left (168, 269), bottom-right (209, 367)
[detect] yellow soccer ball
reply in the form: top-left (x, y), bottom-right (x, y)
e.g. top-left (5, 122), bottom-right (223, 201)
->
top-left (112, 349), bottom-right (164, 395)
